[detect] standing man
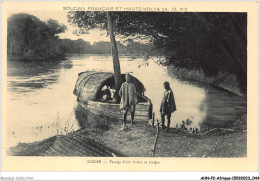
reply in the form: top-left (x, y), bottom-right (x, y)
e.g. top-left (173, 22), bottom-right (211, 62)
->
top-left (119, 74), bottom-right (137, 130)
top-left (160, 81), bottom-right (176, 131)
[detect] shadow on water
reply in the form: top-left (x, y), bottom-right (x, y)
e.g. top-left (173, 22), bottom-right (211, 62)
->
top-left (198, 85), bottom-right (247, 132)
top-left (166, 68), bottom-right (247, 132)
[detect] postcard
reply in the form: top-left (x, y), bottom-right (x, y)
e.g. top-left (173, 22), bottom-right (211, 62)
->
top-left (1, 1), bottom-right (258, 172)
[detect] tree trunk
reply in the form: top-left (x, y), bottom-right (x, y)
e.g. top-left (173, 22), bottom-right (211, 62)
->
top-left (107, 12), bottom-right (122, 102)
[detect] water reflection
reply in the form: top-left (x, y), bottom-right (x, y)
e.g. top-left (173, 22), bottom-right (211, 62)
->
top-left (7, 59), bottom-right (73, 94)
top-left (6, 55), bottom-right (247, 147)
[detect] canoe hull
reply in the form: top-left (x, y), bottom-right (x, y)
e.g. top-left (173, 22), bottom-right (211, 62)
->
top-left (79, 101), bottom-right (152, 122)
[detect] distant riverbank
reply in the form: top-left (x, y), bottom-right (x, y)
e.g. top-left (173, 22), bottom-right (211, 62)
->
top-left (7, 54), bottom-right (65, 61)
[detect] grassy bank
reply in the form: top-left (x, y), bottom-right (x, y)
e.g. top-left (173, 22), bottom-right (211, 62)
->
top-left (8, 112), bottom-right (246, 157)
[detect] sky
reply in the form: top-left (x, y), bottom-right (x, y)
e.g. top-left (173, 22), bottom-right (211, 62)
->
top-left (8, 11), bottom-right (110, 44)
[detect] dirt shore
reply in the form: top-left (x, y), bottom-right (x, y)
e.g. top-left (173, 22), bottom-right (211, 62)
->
top-left (8, 113), bottom-right (246, 157)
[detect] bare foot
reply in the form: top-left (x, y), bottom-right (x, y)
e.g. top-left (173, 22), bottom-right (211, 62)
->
top-left (120, 126), bottom-right (126, 131)
top-left (131, 123), bottom-right (137, 127)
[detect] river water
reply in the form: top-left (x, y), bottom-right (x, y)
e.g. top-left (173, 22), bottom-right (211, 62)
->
top-left (6, 54), bottom-right (246, 147)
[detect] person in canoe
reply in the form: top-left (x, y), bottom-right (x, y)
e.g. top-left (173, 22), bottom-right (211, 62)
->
top-left (160, 81), bottom-right (176, 131)
top-left (119, 74), bottom-right (138, 130)
top-left (97, 85), bottom-right (112, 102)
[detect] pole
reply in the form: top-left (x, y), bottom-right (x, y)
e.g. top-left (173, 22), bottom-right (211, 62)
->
top-left (151, 119), bottom-right (160, 157)
top-left (107, 12), bottom-right (122, 101)
top-left (152, 112), bottom-right (155, 127)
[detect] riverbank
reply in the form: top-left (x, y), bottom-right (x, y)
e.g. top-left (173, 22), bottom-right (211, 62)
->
top-left (167, 66), bottom-right (246, 98)
top-left (8, 112), bottom-right (246, 157)
top-left (7, 54), bottom-right (66, 61)
top-left (7, 56), bottom-right (247, 157)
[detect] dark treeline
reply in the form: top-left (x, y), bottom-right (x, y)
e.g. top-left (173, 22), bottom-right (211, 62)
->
top-left (7, 13), bottom-right (154, 61)
top-left (60, 39), bottom-right (120, 54)
top-left (60, 39), bottom-right (153, 55)
top-left (8, 13), bottom-right (67, 60)
top-left (68, 12), bottom-right (247, 94)
top-left (8, 12), bottom-right (247, 93)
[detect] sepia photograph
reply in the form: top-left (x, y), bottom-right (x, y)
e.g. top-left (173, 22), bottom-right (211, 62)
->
top-left (1, 1), bottom-right (258, 173)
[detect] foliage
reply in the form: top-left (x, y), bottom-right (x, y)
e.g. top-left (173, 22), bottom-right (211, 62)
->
top-left (8, 13), bottom-right (67, 60)
top-left (68, 12), bottom-right (247, 93)
top-left (60, 38), bottom-right (152, 55)
top-left (60, 38), bottom-right (92, 54)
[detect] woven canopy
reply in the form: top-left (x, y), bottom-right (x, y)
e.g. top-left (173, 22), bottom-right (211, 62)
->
top-left (73, 71), bottom-right (145, 103)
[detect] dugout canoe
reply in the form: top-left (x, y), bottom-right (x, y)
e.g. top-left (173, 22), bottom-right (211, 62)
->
top-left (73, 71), bottom-right (153, 121)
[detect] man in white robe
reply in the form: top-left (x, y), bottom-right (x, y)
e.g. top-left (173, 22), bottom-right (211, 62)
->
top-left (119, 74), bottom-right (137, 130)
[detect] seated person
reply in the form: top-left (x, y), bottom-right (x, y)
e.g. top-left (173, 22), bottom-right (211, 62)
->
top-left (97, 85), bottom-right (112, 102)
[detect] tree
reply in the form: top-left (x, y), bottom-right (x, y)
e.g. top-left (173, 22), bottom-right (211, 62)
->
top-left (68, 12), bottom-right (247, 94)
top-left (8, 13), bottom-right (67, 60)
top-left (68, 11), bottom-right (124, 100)
top-left (107, 12), bottom-right (122, 100)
